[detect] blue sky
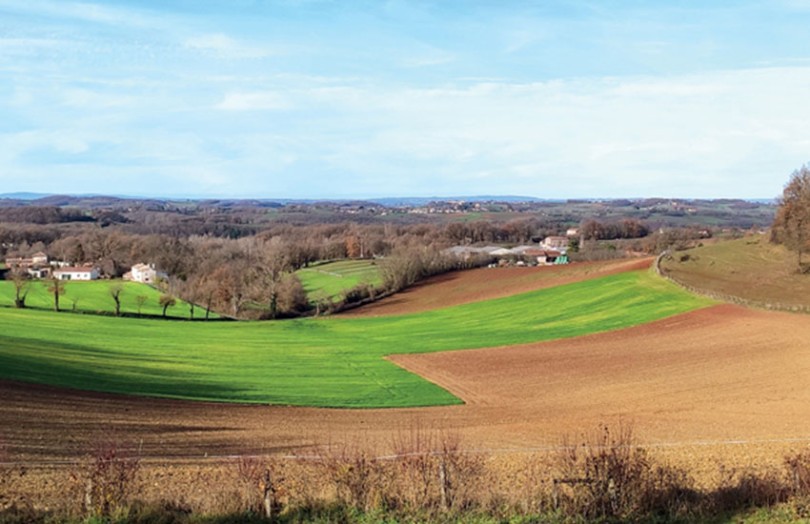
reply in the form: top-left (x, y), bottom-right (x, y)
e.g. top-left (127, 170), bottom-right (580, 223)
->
top-left (2, 1), bottom-right (810, 199)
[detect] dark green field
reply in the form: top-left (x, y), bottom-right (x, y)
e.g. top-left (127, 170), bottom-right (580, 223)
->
top-left (0, 270), bottom-right (711, 408)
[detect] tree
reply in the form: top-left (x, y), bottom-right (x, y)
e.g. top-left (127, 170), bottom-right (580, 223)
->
top-left (109, 283), bottom-right (124, 317)
top-left (772, 166), bottom-right (810, 271)
top-left (158, 294), bottom-right (177, 318)
top-left (135, 295), bottom-right (147, 316)
top-left (10, 269), bottom-right (29, 309)
top-left (47, 277), bottom-right (66, 312)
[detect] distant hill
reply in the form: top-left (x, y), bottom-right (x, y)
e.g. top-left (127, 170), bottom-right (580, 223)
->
top-left (0, 192), bottom-right (52, 200)
top-left (370, 196), bottom-right (549, 206)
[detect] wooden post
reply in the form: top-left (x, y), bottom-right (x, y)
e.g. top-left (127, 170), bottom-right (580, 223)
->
top-left (439, 458), bottom-right (449, 510)
top-left (261, 469), bottom-right (276, 520)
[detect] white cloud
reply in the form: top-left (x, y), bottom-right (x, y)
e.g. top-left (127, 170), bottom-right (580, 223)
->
top-left (184, 33), bottom-right (275, 60)
top-left (215, 91), bottom-right (292, 111)
top-left (0, 0), bottom-right (155, 28)
top-left (401, 48), bottom-right (456, 68)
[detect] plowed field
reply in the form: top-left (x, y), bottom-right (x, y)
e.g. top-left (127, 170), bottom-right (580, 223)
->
top-left (342, 257), bottom-right (653, 316)
top-left (4, 304), bottom-right (809, 475)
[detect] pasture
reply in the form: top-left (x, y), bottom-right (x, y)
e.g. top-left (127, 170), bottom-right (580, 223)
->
top-left (0, 280), bottom-right (204, 319)
top-left (296, 259), bottom-right (382, 301)
top-left (0, 269), bottom-right (710, 408)
top-left (659, 235), bottom-right (810, 307)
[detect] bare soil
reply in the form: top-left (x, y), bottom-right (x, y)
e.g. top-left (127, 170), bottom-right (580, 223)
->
top-left (341, 257), bottom-right (654, 316)
top-left (3, 303), bottom-right (810, 485)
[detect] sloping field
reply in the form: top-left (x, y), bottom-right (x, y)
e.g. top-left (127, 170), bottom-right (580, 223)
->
top-left (0, 280), bottom-right (205, 319)
top-left (660, 235), bottom-right (810, 308)
top-left (296, 259), bottom-right (382, 301)
top-left (0, 269), bottom-right (708, 408)
top-left (343, 257), bottom-right (653, 316)
top-left (3, 305), bottom-right (809, 471)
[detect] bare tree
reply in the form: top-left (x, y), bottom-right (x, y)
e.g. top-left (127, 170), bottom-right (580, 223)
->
top-left (47, 276), bottom-right (66, 312)
top-left (135, 295), bottom-right (147, 316)
top-left (109, 283), bottom-right (124, 317)
top-left (10, 269), bottom-right (29, 309)
top-left (772, 166), bottom-right (810, 271)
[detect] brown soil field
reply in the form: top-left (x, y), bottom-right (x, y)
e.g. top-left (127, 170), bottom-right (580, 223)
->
top-left (3, 304), bottom-right (810, 489)
top-left (342, 257), bottom-right (653, 316)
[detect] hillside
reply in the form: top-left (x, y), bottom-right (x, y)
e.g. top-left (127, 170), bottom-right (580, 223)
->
top-left (0, 270), bottom-right (709, 408)
top-left (659, 235), bottom-right (810, 309)
top-left (344, 257), bottom-right (652, 317)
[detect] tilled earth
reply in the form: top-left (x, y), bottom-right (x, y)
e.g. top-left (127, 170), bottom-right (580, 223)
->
top-left (2, 303), bottom-right (810, 489)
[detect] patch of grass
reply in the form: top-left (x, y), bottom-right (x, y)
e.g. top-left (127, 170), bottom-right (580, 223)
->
top-left (0, 270), bottom-right (711, 408)
top-left (0, 280), bottom-right (209, 319)
top-left (660, 235), bottom-right (810, 308)
top-left (297, 260), bottom-right (382, 301)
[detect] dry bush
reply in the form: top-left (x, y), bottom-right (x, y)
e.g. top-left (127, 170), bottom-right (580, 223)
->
top-left (786, 451), bottom-right (810, 496)
top-left (553, 424), bottom-right (695, 521)
top-left (711, 465), bottom-right (790, 512)
top-left (230, 456), bottom-right (285, 518)
top-left (0, 438), bottom-right (13, 512)
top-left (71, 437), bottom-right (142, 519)
top-left (433, 432), bottom-right (486, 512)
top-left (319, 442), bottom-right (385, 512)
top-left (384, 428), bottom-right (487, 514)
top-left (233, 456), bottom-right (266, 514)
top-left (388, 425), bottom-right (440, 510)
top-left (505, 453), bottom-right (553, 516)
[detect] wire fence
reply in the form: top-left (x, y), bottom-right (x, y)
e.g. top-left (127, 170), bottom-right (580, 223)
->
top-left (5, 434), bottom-right (810, 469)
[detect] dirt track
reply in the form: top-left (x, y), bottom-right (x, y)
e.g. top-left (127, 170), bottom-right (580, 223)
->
top-left (3, 303), bottom-right (810, 476)
top-left (342, 257), bottom-right (653, 316)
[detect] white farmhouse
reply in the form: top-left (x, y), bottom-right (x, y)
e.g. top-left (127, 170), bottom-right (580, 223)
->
top-left (53, 267), bottom-right (100, 281)
top-left (126, 263), bottom-right (165, 284)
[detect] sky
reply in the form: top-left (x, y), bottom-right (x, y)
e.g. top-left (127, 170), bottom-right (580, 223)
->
top-left (2, 1), bottom-right (810, 200)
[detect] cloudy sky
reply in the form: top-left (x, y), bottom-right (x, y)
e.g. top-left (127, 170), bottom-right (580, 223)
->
top-left (2, 1), bottom-right (810, 199)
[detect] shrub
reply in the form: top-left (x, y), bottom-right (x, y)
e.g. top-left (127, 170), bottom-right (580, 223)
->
top-left (552, 424), bottom-right (695, 521)
top-left (71, 437), bottom-right (142, 519)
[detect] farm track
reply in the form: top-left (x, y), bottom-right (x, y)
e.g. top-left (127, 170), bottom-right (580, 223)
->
top-left (341, 257), bottom-right (654, 316)
top-left (4, 303), bottom-right (810, 478)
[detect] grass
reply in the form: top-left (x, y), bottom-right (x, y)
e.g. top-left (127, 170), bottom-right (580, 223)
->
top-left (0, 280), bottom-right (209, 319)
top-left (659, 235), bottom-right (810, 308)
top-left (296, 259), bottom-right (382, 301)
top-left (0, 270), bottom-right (712, 408)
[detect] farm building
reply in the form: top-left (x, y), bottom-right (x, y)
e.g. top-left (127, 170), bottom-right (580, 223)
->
top-left (5, 251), bottom-right (49, 269)
top-left (27, 267), bottom-right (51, 279)
top-left (124, 263), bottom-right (166, 284)
top-left (538, 250), bottom-right (569, 265)
top-left (53, 267), bottom-right (99, 281)
top-left (542, 236), bottom-right (570, 250)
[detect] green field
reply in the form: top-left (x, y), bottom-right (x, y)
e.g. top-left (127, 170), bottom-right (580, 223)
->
top-left (0, 270), bottom-right (712, 408)
top-left (0, 280), bottom-right (205, 319)
top-left (296, 259), bottom-right (382, 301)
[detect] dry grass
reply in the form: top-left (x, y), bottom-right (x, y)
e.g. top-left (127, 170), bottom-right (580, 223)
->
top-left (4, 425), bottom-right (810, 523)
top-left (660, 235), bottom-right (810, 308)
